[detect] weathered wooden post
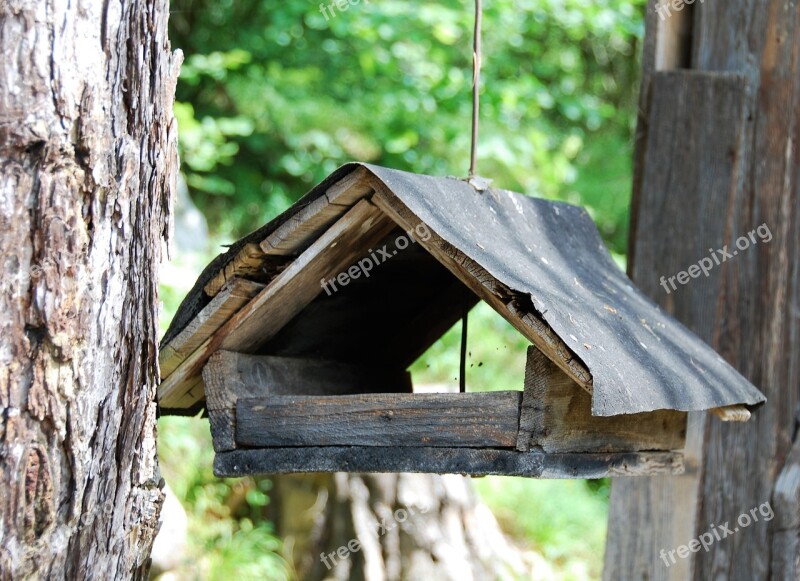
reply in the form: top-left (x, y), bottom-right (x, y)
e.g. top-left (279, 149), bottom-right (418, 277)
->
top-left (604, 1), bottom-right (799, 579)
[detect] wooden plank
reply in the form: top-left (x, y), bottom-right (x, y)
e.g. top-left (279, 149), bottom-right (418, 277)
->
top-left (158, 200), bottom-right (397, 408)
top-left (201, 351), bottom-right (412, 452)
top-left (203, 351), bottom-right (412, 411)
top-left (159, 278), bottom-right (264, 377)
top-left (516, 346), bottom-right (547, 451)
top-left (214, 447), bottom-right (684, 479)
top-left (203, 243), bottom-right (269, 297)
top-left (629, 0), bottom-right (692, 270)
top-left (259, 167), bottom-right (374, 256)
top-left (691, 5), bottom-right (800, 578)
top-left (235, 392), bottom-right (522, 448)
top-left (171, 376), bottom-right (205, 410)
top-left (204, 170), bottom-right (374, 294)
top-left (517, 347), bottom-right (686, 453)
top-left (324, 166), bottom-right (374, 206)
top-left (605, 71), bottom-right (750, 581)
top-left (370, 183), bottom-right (594, 392)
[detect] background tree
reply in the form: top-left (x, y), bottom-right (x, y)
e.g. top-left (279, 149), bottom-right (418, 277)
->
top-left (0, 1), bottom-right (180, 577)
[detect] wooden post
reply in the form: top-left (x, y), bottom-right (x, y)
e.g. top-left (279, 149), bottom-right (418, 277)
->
top-left (604, 1), bottom-right (800, 579)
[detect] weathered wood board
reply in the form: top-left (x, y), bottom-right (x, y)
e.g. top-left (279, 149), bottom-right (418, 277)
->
top-left (203, 351), bottom-right (412, 411)
top-left (517, 347), bottom-right (687, 453)
top-left (202, 168), bottom-right (375, 296)
top-left (159, 278), bottom-right (264, 378)
top-left (691, 5), bottom-right (800, 575)
top-left (603, 2), bottom-right (800, 572)
top-left (202, 351), bottom-right (412, 452)
top-left (214, 447), bottom-right (684, 478)
top-left (235, 392), bottom-right (522, 448)
top-left (259, 166), bottom-right (374, 256)
top-left (605, 69), bottom-right (752, 579)
top-left (203, 243), bottom-right (270, 297)
top-left (161, 167), bottom-right (378, 344)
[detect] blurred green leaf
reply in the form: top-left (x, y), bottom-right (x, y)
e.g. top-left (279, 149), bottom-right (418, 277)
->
top-left (170, 0), bottom-right (645, 255)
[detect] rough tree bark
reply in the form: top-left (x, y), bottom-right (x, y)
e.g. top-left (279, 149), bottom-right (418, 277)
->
top-left (604, 1), bottom-right (799, 579)
top-left (0, 1), bottom-right (180, 578)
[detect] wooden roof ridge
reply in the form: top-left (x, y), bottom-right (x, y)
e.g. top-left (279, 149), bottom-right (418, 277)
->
top-left (159, 162), bottom-right (766, 417)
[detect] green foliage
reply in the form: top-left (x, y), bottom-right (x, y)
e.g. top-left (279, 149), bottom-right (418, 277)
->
top-left (473, 476), bottom-right (609, 580)
top-left (158, 417), bottom-right (290, 580)
top-left (410, 301), bottom-right (529, 391)
top-left (169, 0), bottom-right (644, 253)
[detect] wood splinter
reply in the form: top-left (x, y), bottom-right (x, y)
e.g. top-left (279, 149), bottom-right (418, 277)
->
top-left (711, 405), bottom-right (751, 422)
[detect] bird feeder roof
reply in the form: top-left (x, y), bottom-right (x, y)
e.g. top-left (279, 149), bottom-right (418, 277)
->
top-left (160, 163), bottom-right (766, 417)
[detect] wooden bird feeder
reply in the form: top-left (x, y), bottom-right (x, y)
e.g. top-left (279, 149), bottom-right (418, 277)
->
top-left (158, 164), bottom-right (765, 479)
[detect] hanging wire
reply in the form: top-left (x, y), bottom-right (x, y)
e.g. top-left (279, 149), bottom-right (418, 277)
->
top-left (468, 0), bottom-right (483, 179)
top-left (460, 303), bottom-right (468, 393)
top-left (461, 0), bottom-right (483, 393)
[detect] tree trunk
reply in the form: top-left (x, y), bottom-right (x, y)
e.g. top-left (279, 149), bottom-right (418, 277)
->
top-left (604, 1), bottom-right (799, 579)
top-left (269, 473), bottom-right (536, 581)
top-left (0, 1), bottom-right (180, 578)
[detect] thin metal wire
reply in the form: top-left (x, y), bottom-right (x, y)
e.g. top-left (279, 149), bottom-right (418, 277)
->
top-left (461, 0), bottom-right (482, 393)
top-left (469, 0), bottom-right (482, 178)
top-left (460, 304), bottom-right (468, 393)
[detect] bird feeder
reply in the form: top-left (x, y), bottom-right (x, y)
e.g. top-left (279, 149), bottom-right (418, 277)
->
top-left (158, 164), bottom-right (765, 479)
